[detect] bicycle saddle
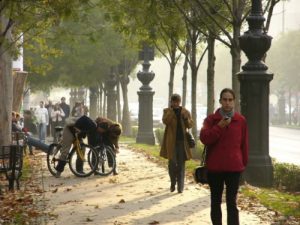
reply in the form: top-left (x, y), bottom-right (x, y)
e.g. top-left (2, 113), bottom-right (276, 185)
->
top-left (55, 126), bottom-right (64, 132)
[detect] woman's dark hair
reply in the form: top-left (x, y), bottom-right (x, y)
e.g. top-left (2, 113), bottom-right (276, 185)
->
top-left (170, 93), bottom-right (181, 102)
top-left (219, 88), bottom-right (235, 100)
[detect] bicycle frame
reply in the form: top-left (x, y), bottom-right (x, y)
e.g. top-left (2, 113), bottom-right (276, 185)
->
top-left (73, 133), bottom-right (85, 161)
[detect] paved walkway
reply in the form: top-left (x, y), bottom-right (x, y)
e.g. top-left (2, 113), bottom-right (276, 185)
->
top-left (37, 144), bottom-right (270, 225)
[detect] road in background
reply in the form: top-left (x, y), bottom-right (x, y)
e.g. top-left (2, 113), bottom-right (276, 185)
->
top-left (270, 126), bottom-right (300, 165)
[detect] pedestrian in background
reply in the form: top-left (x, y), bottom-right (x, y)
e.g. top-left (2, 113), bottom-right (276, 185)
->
top-left (46, 100), bottom-right (54, 137)
top-left (51, 103), bottom-right (65, 140)
top-left (59, 97), bottom-right (70, 125)
top-left (71, 101), bottom-right (84, 119)
top-left (160, 94), bottom-right (193, 193)
top-left (35, 101), bottom-right (49, 143)
top-left (200, 88), bottom-right (249, 225)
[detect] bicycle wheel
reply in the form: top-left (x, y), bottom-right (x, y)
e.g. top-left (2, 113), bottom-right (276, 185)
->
top-left (68, 143), bottom-right (98, 177)
top-left (94, 145), bottom-right (116, 176)
top-left (47, 144), bottom-right (61, 176)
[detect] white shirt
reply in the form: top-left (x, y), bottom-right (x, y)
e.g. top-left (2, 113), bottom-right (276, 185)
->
top-left (35, 107), bottom-right (49, 125)
top-left (51, 109), bottom-right (65, 122)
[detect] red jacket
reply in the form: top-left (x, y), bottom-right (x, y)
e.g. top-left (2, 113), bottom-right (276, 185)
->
top-left (199, 109), bottom-right (248, 172)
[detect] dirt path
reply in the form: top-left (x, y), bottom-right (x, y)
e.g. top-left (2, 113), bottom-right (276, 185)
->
top-left (37, 144), bottom-right (270, 225)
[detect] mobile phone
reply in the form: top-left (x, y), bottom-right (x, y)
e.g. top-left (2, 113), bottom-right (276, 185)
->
top-left (224, 116), bottom-right (230, 120)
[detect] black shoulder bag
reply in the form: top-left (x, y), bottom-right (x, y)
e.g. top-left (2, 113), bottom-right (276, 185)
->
top-left (186, 131), bottom-right (196, 148)
top-left (193, 146), bottom-right (208, 184)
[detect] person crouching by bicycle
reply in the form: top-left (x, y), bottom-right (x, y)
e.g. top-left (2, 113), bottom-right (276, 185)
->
top-left (90, 117), bottom-right (122, 175)
top-left (54, 115), bottom-right (106, 178)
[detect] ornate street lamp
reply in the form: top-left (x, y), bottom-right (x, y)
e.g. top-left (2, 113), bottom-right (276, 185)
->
top-left (136, 43), bottom-right (155, 145)
top-left (238, 0), bottom-right (273, 186)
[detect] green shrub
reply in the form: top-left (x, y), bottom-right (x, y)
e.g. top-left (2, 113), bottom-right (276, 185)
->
top-left (154, 128), bottom-right (164, 146)
top-left (273, 161), bottom-right (300, 192)
top-left (130, 126), bottom-right (138, 138)
top-left (192, 141), bottom-right (205, 160)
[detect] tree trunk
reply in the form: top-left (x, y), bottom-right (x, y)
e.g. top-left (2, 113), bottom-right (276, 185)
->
top-left (296, 91), bottom-right (299, 125)
top-left (207, 32), bottom-right (216, 115)
top-left (12, 71), bottom-right (28, 112)
top-left (190, 31), bottom-right (198, 137)
top-left (168, 41), bottom-right (177, 102)
top-left (117, 79), bottom-right (121, 123)
top-left (99, 83), bottom-right (103, 117)
top-left (288, 88), bottom-right (292, 125)
top-left (230, 18), bottom-right (243, 112)
top-left (278, 90), bottom-right (286, 124)
top-left (89, 86), bottom-right (98, 119)
top-left (230, 46), bottom-right (241, 112)
top-left (102, 86), bottom-right (107, 118)
top-left (0, 16), bottom-right (13, 146)
top-left (182, 40), bottom-right (190, 107)
top-left (120, 75), bottom-right (131, 136)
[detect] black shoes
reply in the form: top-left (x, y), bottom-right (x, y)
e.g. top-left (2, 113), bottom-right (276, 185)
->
top-left (170, 184), bottom-right (183, 193)
top-left (170, 184), bottom-right (175, 192)
top-left (113, 169), bottom-right (118, 175)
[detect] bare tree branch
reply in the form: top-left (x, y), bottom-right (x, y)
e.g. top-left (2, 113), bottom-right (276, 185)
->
top-left (192, 0), bottom-right (234, 45)
top-left (196, 45), bottom-right (208, 71)
top-left (265, 0), bottom-right (280, 33)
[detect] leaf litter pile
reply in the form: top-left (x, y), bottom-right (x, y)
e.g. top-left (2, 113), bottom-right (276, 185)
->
top-left (0, 152), bottom-right (49, 225)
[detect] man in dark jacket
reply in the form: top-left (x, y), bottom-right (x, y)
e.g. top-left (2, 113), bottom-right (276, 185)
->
top-left (54, 115), bottom-right (105, 177)
top-left (160, 94), bottom-right (193, 193)
top-left (59, 97), bottom-right (70, 126)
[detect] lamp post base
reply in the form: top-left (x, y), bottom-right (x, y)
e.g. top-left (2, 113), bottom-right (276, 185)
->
top-left (238, 71), bottom-right (274, 187)
top-left (243, 154), bottom-right (273, 187)
top-left (136, 132), bottom-right (155, 145)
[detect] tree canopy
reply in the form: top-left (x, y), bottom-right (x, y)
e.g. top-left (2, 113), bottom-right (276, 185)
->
top-left (25, 4), bottom-right (138, 91)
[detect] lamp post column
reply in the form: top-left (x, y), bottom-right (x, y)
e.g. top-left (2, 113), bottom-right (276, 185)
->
top-left (238, 0), bottom-right (273, 186)
top-left (136, 44), bottom-right (155, 145)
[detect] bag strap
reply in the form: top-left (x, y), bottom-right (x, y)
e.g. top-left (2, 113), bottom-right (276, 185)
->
top-left (200, 145), bottom-right (207, 166)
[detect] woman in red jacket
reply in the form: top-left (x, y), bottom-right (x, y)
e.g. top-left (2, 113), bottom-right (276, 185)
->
top-left (200, 88), bottom-right (248, 225)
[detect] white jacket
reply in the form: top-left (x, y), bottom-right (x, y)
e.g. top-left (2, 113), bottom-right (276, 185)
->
top-left (35, 107), bottom-right (49, 125)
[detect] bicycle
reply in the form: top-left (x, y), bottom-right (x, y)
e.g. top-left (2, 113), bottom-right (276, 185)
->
top-left (47, 126), bottom-right (99, 178)
top-left (93, 143), bottom-right (116, 176)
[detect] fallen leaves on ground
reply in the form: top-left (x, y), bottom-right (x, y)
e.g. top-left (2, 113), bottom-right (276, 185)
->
top-left (86, 217), bottom-right (93, 222)
top-left (119, 199), bottom-right (125, 203)
top-left (239, 185), bottom-right (299, 225)
top-left (0, 152), bottom-right (47, 224)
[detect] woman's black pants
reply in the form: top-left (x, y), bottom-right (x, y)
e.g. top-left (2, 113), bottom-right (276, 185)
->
top-left (207, 172), bottom-right (241, 225)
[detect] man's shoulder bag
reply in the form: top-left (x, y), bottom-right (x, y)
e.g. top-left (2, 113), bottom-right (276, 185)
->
top-left (186, 131), bottom-right (196, 148)
top-left (193, 146), bottom-right (208, 185)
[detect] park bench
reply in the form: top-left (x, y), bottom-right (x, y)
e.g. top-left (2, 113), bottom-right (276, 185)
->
top-left (0, 132), bottom-right (24, 191)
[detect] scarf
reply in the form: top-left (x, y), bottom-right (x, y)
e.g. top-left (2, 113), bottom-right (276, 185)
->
top-left (219, 108), bottom-right (234, 118)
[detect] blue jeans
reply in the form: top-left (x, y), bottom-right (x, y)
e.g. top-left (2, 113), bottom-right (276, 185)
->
top-left (38, 123), bottom-right (47, 143)
top-left (207, 172), bottom-right (241, 225)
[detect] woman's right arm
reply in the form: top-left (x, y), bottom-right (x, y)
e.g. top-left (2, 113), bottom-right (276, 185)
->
top-left (199, 117), bottom-right (223, 145)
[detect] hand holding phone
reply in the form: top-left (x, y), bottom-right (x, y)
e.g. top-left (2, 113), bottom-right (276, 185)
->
top-left (218, 116), bottom-right (231, 128)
